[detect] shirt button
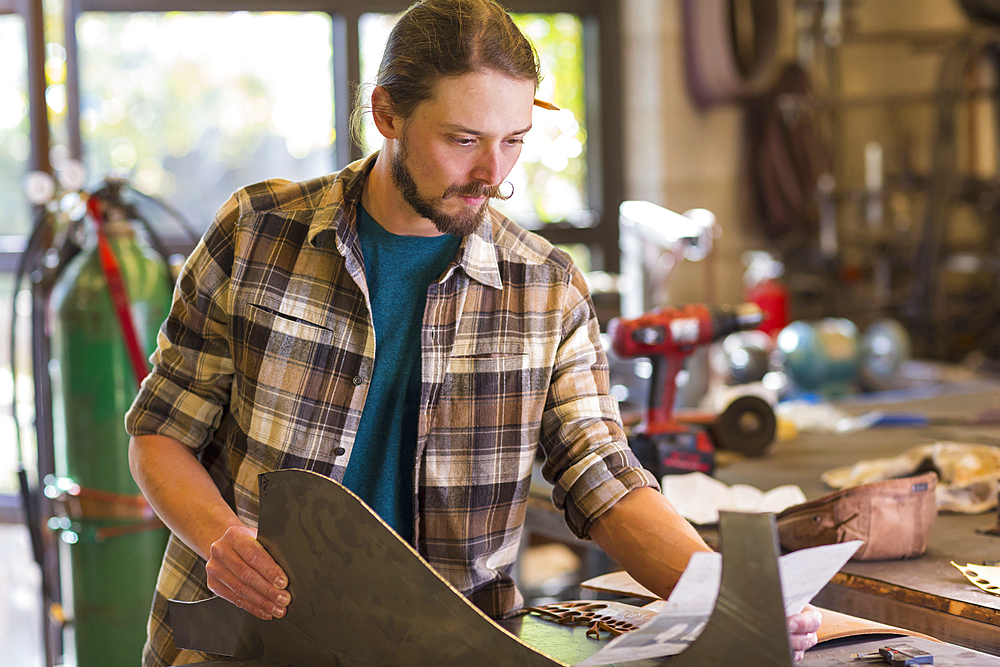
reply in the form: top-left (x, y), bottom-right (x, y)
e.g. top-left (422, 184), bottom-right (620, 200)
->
top-left (352, 375), bottom-right (364, 386)
top-left (334, 447), bottom-right (346, 456)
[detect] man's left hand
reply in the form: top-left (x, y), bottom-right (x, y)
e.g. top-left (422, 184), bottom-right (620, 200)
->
top-left (787, 604), bottom-right (822, 661)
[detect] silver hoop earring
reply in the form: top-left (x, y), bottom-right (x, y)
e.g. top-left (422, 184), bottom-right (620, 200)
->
top-left (498, 181), bottom-right (515, 200)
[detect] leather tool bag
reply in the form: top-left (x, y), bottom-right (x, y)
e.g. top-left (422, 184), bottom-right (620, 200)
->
top-left (776, 472), bottom-right (938, 561)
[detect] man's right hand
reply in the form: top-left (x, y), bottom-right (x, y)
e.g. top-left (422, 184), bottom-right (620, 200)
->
top-left (129, 434), bottom-right (292, 620)
top-left (204, 524), bottom-right (291, 620)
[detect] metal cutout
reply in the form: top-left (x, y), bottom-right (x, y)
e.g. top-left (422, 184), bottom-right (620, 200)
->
top-left (666, 511), bottom-right (794, 667)
top-left (169, 469), bottom-right (563, 666)
top-left (170, 472), bottom-right (794, 666)
top-left (521, 601), bottom-right (657, 639)
top-left (952, 561), bottom-right (1000, 595)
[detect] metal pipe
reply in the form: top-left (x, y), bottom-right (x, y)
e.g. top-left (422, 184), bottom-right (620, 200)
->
top-left (20, 2), bottom-right (63, 664)
top-left (22, 0), bottom-right (50, 173)
top-left (64, 0), bottom-right (82, 161)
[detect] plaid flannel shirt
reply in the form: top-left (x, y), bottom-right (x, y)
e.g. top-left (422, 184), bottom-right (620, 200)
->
top-left (125, 153), bottom-right (656, 666)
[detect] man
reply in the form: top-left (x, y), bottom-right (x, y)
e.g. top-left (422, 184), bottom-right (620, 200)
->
top-left (126, 1), bottom-right (821, 664)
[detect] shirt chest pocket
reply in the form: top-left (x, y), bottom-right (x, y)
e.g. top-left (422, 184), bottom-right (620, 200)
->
top-left (237, 302), bottom-right (335, 450)
top-left (440, 342), bottom-right (531, 430)
top-left (431, 342), bottom-right (542, 489)
top-left (446, 344), bottom-right (527, 375)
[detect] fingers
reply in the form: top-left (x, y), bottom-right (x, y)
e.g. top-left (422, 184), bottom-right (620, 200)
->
top-left (205, 524), bottom-right (290, 621)
top-left (787, 606), bottom-right (822, 634)
top-left (787, 606), bottom-right (822, 660)
top-left (788, 630), bottom-right (818, 653)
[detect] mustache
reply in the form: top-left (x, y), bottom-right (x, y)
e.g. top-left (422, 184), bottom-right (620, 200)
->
top-left (442, 182), bottom-right (513, 201)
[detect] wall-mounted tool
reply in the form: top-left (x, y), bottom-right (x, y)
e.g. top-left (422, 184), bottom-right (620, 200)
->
top-left (618, 201), bottom-right (719, 319)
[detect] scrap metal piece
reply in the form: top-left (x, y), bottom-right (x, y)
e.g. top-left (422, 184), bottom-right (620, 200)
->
top-left (522, 601), bottom-right (656, 639)
top-left (667, 511), bottom-right (794, 667)
top-left (169, 469), bottom-right (563, 666)
top-left (952, 561), bottom-right (1000, 595)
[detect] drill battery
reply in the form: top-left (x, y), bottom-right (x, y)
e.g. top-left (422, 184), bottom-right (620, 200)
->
top-left (628, 428), bottom-right (715, 477)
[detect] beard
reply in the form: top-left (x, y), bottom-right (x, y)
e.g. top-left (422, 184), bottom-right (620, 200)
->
top-left (389, 135), bottom-right (496, 237)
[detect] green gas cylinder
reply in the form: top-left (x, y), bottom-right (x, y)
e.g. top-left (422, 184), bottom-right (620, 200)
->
top-left (48, 211), bottom-right (173, 667)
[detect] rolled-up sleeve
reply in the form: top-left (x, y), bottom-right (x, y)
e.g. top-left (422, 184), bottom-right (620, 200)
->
top-left (540, 265), bottom-right (658, 539)
top-left (125, 194), bottom-right (239, 452)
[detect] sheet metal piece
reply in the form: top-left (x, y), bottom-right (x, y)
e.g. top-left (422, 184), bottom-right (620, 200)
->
top-left (952, 561), bottom-right (1000, 595)
top-left (171, 472), bottom-right (795, 666)
top-left (522, 601), bottom-right (657, 638)
top-left (667, 511), bottom-right (794, 667)
top-left (169, 469), bottom-right (563, 666)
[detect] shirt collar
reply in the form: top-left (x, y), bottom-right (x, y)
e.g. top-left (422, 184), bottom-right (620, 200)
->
top-left (306, 152), bottom-right (377, 250)
top-left (308, 151), bottom-right (503, 290)
top-left (452, 213), bottom-right (503, 290)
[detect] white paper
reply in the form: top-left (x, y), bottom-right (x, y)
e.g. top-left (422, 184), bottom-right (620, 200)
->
top-left (660, 472), bottom-right (806, 525)
top-left (574, 540), bottom-right (861, 666)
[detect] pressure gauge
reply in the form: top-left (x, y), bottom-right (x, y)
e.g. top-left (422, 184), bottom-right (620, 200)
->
top-left (59, 160), bottom-right (87, 192)
top-left (24, 170), bottom-right (56, 205)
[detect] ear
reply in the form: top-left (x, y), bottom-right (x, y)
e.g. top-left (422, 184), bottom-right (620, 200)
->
top-left (371, 86), bottom-right (400, 140)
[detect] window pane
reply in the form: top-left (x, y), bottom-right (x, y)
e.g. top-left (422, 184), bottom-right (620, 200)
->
top-left (358, 12), bottom-right (589, 228)
top-left (0, 15), bottom-right (31, 238)
top-left (78, 12), bottom-right (335, 235)
top-left (0, 275), bottom-right (35, 496)
top-left (358, 12), bottom-right (398, 153)
top-left (508, 13), bottom-right (589, 227)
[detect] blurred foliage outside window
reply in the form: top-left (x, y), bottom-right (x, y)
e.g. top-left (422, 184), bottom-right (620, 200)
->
top-left (0, 276), bottom-right (34, 495)
top-left (77, 12), bottom-right (335, 234)
top-left (0, 16), bottom-right (34, 495)
top-left (0, 9), bottom-right (592, 493)
top-left (0, 16), bottom-right (31, 239)
top-left (359, 12), bottom-right (589, 229)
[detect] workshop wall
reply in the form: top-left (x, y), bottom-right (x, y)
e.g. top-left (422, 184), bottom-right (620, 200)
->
top-left (829, 0), bottom-right (978, 301)
top-left (621, 0), bottom-right (989, 326)
top-left (622, 0), bottom-right (790, 308)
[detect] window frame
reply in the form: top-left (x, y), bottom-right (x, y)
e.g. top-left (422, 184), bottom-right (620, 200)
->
top-left (64, 0), bottom-right (625, 271)
top-left (2, 2), bottom-right (50, 524)
top-left (0, 0), bottom-right (47, 272)
top-left (1, 0), bottom-right (625, 521)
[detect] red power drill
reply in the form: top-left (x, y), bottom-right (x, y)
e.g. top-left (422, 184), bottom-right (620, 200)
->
top-left (607, 303), bottom-right (764, 476)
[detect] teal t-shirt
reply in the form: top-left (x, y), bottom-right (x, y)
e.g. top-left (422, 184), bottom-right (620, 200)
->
top-left (341, 205), bottom-right (460, 544)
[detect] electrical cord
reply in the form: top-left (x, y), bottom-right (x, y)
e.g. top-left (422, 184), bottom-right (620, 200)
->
top-left (746, 62), bottom-right (832, 252)
top-left (11, 205), bottom-right (52, 473)
top-left (11, 204), bottom-right (55, 570)
top-left (11, 201), bottom-right (89, 631)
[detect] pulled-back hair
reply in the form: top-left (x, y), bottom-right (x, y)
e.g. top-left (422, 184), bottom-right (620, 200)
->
top-left (352, 0), bottom-right (541, 143)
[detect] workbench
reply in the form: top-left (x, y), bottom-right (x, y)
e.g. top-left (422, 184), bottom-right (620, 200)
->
top-left (712, 377), bottom-right (1000, 656)
top-left (496, 615), bottom-right (1000, 666)
top-left (523, 373), bottom-right (1000, 660)
top-left (181, 616), bottom-right (1000, 666)
top-left (176, 374), bottom-right (1000, 666)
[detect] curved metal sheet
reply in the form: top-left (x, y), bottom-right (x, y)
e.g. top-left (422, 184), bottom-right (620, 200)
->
top-left (667, 511), bottom-right (792, 667)
top-left (169, 469), bottom-right (564, 666)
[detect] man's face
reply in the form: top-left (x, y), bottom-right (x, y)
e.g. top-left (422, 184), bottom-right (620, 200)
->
top-left (388, 70), bottom-right (535, 236)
